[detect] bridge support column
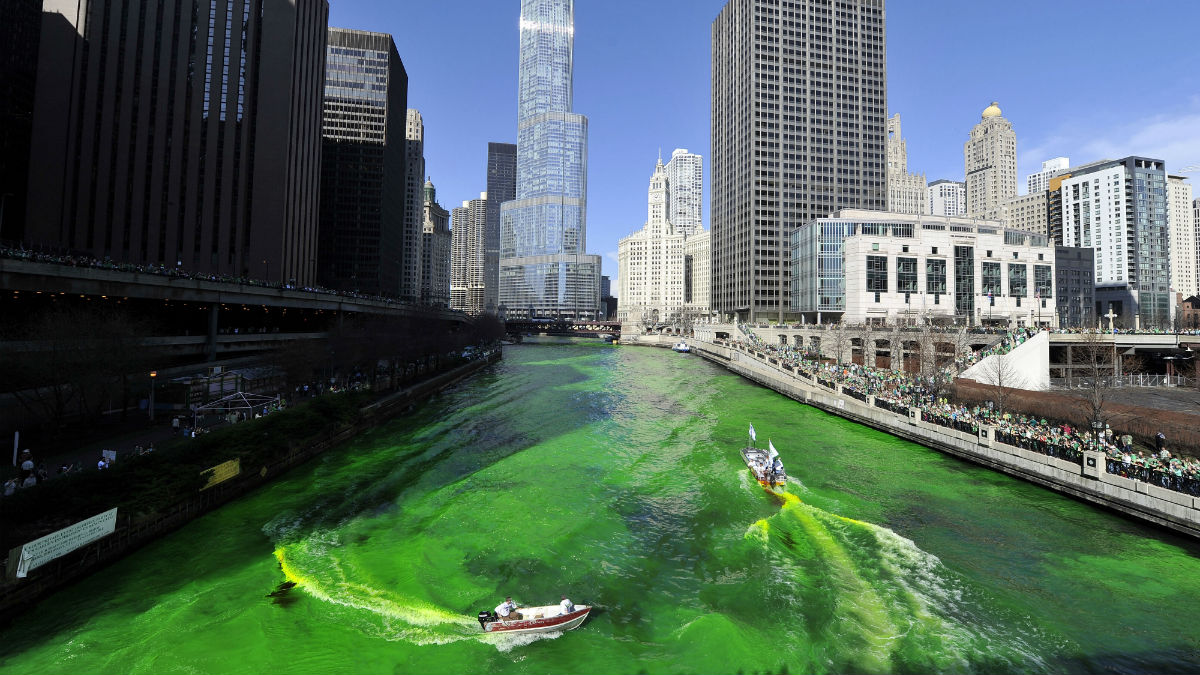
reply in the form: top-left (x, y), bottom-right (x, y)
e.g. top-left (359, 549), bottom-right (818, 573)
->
top-left (207, 303), bottom-right (219, 362)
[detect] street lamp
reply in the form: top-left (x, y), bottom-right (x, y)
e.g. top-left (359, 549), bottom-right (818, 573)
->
top-left (149, 370), bottom-right (158, 422)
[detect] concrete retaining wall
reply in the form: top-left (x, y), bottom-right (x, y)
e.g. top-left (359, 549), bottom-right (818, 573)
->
top-left (670, 337), bottom-right (1200, 539)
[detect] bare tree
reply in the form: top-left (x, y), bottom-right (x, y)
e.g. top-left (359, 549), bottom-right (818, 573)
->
top-left (976, 353), bottom-right (1027, 416)
top-left (1073, 330), bottom-right (1116, 429)
top-left (853, 322), bottom-right (876, 368)
top-left (828, 322), bottom-right (851, 366)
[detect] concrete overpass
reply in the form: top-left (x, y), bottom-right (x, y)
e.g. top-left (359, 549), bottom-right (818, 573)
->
top-left (505, 319), bottom-right (621, 339)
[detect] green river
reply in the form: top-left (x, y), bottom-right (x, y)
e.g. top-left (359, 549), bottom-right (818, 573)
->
top-left (2, 340), bottom-right (1199, 674)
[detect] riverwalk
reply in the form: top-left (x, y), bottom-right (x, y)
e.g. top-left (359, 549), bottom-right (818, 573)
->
top-left (624, 332), bottom-right (1200, 539)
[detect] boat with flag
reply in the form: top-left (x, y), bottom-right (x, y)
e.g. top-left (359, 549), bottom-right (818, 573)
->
top-left (740, 424), bottom-right (786, 488)
top-left (476, 601), bottom-right (591, 635)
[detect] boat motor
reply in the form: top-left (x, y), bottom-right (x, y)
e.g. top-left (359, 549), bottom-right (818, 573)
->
top-left (477, 610), bottom-right (497, 629)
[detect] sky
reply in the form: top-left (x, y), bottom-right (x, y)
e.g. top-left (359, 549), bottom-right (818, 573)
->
top-left (328, 0), bottom-right (1200, 283)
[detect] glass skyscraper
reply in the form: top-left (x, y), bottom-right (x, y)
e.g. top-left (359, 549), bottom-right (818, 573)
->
top-left (499, 0), bottom-right (600, 319)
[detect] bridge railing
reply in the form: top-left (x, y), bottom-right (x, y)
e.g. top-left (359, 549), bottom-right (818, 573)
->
top-left (1051, 374), bottom-right (1197, 389)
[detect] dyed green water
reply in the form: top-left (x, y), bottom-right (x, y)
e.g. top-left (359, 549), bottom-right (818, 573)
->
top-left (2, 340), bottom-right (1199, 674)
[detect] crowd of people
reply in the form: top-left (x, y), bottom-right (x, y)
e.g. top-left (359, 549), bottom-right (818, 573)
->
top-left (731, 324), bottom-right (1200, 497)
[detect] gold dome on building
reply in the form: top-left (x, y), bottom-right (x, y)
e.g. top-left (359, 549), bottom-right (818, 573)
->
top-left (982, 101), bottom-right (1002, 118)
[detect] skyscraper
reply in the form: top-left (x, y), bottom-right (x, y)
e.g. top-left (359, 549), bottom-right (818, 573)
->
top-left (1028, 157), bottom-right (1069, 195)
top-left (665, 148), bottom-right (703, 235)
top-left (319, 28), bottom-right (407, 297)
top-left (499, 0), bottom-right (601, 320)
top-left (885, 114), bottom-right (927, 215)
top-left (421, 179), bottom-right (452, 307)
top-left (403, 110), bottom-right (426, 301)
top-left (964, 101), bottom-right (1018, 218)
top-left (451, 193), bottom-right (491, 315)
top-left (1053, 157), bottom-right (1171, 328)
top-left (929, 180), bottom-right (966, 217)
top-left (1167, 175), bottom-right (1197, 298)
top-left (25, 0), bottom-right (329, 284)
top-left (485, 142), bottom-right (517, 314)
top-left (713, 0), bottom-right (888, 322)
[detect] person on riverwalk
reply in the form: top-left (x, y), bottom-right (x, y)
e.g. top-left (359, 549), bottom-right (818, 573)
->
top-left (495, 596), bottom-right (518, 622)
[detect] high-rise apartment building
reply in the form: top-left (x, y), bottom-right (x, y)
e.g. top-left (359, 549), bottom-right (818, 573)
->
top-left (451, 193), bottom-right (491, 315)
top-left (665, 148), bottom-right (704, 235)
top-left (421, 180), bottom-right (452, 307)
top-left (485, 142), bottom-right (516, 314)
top-left (1052, 157), bottom-right (1171, 328)
top-left (964, 102), bottom-right (1017, 218)
top-left (499, 0), bottom-right (601, 320)
top-left (713, 0), bottom-right (888, 322)
top-left (929, 180), bottom-right (966, 217)
top-left (403, 110), bottom-right (426, 301)
top-left (617, 156), bottom-right (710, 325)
top-left (25, 0), bottom-right (329, 284)
top-left (998, 192), bottom-right (1049, 238)
top-left (885, 114), bottom-right (927, 215)
top-left (1027, 157), bottom-right (1069, 195)
top-left (319, 28), bottom-right (407, 297)
top-left (1167, 175), bottom-right (1197, 298)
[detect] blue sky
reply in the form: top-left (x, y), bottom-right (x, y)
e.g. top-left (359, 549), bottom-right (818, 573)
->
top-left (329, 0), bottom-right (1200, 281)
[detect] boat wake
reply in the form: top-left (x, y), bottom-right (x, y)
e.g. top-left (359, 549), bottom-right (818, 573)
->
top-left (742, 491), bottom-right (1051, 673)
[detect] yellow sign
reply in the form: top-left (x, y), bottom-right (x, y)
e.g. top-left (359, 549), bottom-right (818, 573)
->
top-left (200, 458), bottom-right (241, 491)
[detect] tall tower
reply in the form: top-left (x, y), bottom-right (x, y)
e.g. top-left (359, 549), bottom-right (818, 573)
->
top-left (665, 149), bottom-right (703, 235)
top-left (403, 110), bottom-right (426, 301)
top-left (25, 0), bottom-right (329, 284)
top-left (451, 193), bottom-right (490, 315)
top-left (499, 0), bottom-right (601, 320)
top-left (319, 28), bottom-right (407, 297)
top-left (485, 142), bottom-right (517, 314)
top-left (964, 101), bottom-right (1017, 218)
top-left (885, 113), bottom-right (927, 215)
top-left (713, 0), bottom-right (888, 322)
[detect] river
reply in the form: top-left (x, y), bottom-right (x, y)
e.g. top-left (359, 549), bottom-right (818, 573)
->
top-left (1, 339), bottom-right (1198, 674)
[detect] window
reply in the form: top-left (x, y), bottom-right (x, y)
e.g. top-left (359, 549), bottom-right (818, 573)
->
top-left (897, 257), bottom-right (918, 293)
top-left (986, 250), bottom-right (992, 258)
top-left (867, 255), bottom-right (888, 292)
top-left (902, 245), bottom-right (909, 253)
top-left (1009, 263), bottom-right (1027, 297)
top-left (931, 246), bottom-right (938, 254)
top-left (982, 261), bottom-right (1002, 296)
top-left (926, 258), bottom-right (946, 294)
top-left (1034, 264), bottom-right (1052, 299)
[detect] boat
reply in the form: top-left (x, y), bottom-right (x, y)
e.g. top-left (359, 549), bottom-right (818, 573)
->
top-left (476, 603), bottom-right (591, 635)
top-left (741, 424), bottom-right (786, 488)
top-left (672, 340), bottom-right (691, 353)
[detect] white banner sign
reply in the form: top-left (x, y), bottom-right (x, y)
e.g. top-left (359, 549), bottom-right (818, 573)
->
top-left (16, 508), bottom-right (118, 578)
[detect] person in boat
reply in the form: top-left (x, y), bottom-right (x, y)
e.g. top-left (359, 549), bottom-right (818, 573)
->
top-left (772, 457), bottom-right (784, 479)
top-left (495, 596), bottom-right (518, 622)
top-left (559, 595), bottom-right (575, 615)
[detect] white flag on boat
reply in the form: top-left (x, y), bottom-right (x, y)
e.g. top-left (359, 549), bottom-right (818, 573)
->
top-left (768, 440), bottom-right (779, 461)
top-left (748, 424), bottom-right (757, 442)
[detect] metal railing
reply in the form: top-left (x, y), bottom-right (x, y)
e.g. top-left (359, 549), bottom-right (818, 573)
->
top-left (1051, 374), bottom-right (1198, 389)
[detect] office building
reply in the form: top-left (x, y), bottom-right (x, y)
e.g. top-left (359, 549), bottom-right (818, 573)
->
top-left (792, 209), bottom-right (1055, 327)
top-left (1052, 157), bottom-right (1171, 328)
top-left (0, 0), bottom-right (40, 243)
top-left (451, 193), bottom-right (491, 315)
top-left (1027, 157), bottom-right (1069, 195)
top-left (485, 142), bottom-right (516, 314)
top-left (319, 28), bottom-right (407, 296)
top-left (1055, 246), bottom-right (1095, 328)
top-left (665, 148), bottom-right (704, 235)
top-left (964, 102), bottom-right (1018, 218)
top-left (421, 179), bottom-right (451, 307)
top-left (26, 0), bottom-right (328, 285)
top-left (1167, 175), bottom-right (1196, 298)
top-left (402, 110), bottom-right (426, 301)
top-left (998, 191), bottom-right (1049, 238)
top-left (929, 180), bottom-right (966, 217)
top-left (617, 156), bottom-right (709, 325)
top-left (711, 0), bottom-right (888, 323)
top-left (886, 114), bottom-right (927, 215)
top-left (499, 0), bottom-right (601, 319)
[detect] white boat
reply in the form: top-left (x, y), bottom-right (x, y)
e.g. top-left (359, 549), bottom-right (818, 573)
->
top-left (477, 604), bottom-right (591, 635)
top-left (672, 340), bottom-right (690, 353)
top-left (741, 425), bottom-right (786, 488)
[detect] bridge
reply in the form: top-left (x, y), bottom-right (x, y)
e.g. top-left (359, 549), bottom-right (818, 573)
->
top-left (505, 319), bottom-right (622, 339)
